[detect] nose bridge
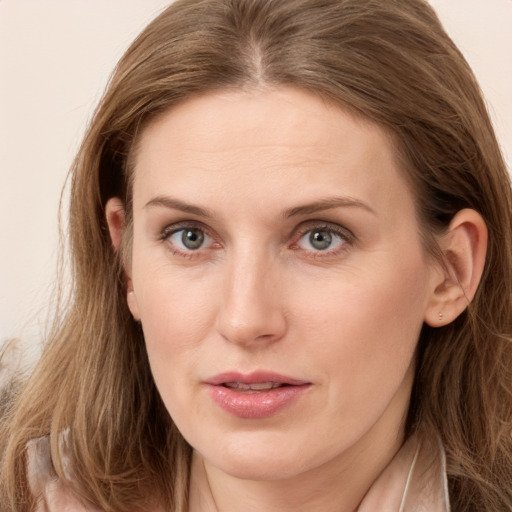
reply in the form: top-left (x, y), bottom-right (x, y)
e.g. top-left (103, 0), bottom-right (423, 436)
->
top-left (215, 243), bottom-right (286, 346)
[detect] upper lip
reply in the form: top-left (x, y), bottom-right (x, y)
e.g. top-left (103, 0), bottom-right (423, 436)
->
top-left (204, 371), bottom-right (310, 386)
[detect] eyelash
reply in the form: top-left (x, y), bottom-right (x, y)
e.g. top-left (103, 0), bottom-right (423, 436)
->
top-left (159, 221), bottom-right (355, 259)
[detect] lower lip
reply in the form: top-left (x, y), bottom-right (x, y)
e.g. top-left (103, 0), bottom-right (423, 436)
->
top-left (206, 384), bottom-right (311, 419)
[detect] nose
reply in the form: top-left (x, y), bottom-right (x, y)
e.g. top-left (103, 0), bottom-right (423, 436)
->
top-left (215, 251), bottom-right (287, 347)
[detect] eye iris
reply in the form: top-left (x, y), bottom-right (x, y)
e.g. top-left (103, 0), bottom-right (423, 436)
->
top-left (310, 230), bottom-right (332, 250)
top-left (182, 229), bottom-right (204, 249)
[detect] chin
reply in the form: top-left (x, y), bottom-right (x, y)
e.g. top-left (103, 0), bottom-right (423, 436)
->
top-left (198, 433), bottom-right (336, 482)
top-left (214, 454), bottom-right (306, 481)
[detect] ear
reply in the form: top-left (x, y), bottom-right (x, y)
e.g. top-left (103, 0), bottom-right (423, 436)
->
top-left (105, 197), bottom-right (140, 321)
top-left (424, 209), bottom-right (487, 327)
top-left (105, 197), bottom-right (125, 250)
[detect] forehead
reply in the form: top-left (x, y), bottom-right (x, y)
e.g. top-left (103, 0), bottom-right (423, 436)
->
top-left (135, 87), bottom-right (391, 165)
top-left (131, 87), bottom-right (416, 223)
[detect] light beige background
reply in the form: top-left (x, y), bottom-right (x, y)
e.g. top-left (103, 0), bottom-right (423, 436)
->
top-left (1, 0), bottom-right (511, 357)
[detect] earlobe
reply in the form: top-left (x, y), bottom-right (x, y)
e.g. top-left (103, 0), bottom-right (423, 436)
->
top-left (424, 209), bottom-right (487, 327)
top-left (126, 285), bottom-right (141, 322)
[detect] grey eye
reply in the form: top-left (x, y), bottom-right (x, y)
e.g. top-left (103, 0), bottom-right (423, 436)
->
top-left (297, 227), bottom-right (346, 252)
top-left (170, 228), bottom-right (207, 250)
top-left (309, 230), bottom-right (333, 250)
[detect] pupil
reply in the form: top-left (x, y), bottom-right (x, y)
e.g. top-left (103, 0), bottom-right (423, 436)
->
top-left (310, 230), bottom-right (332, 250)
top-left (182, 229), bottom-right (204, 249)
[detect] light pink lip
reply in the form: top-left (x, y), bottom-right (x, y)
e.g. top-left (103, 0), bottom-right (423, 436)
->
top-left (204, 371), bottom-right (312, 419)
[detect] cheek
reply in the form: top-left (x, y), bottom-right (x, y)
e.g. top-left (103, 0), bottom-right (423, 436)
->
top-left (133, 273), bottom-right (218, 425)
top-left (293, 256), bottom-right (430, 400)
top-left (136, 274), bottom-right (217, 349)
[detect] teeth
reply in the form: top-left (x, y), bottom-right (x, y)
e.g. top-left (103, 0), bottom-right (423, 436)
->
top-left (224, 382), bottom-right (283, 390)
top-left (250, 382), bottom-right (282, 390)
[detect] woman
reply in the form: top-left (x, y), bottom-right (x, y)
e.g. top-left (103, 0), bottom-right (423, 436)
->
top-left (1, 0), bottom-right (511, 510)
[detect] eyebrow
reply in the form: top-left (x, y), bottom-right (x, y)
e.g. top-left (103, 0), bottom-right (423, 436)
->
top-left (144, 195), bottom-right (375, 218)
top-left (284, 196), bottom-right (375, 217)
top-left (144, 196), bottom-right (214, 218)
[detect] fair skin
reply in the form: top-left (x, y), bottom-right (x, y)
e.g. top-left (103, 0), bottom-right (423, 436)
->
top-left (106, 87), bottom-right (487, 512)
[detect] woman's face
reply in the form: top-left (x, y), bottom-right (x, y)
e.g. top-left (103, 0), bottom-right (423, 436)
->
top-left (124, 88), bottom-right (442, 481)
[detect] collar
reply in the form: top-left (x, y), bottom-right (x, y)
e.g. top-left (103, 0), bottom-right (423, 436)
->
top-left (358, 433), bottom-right (451, 511)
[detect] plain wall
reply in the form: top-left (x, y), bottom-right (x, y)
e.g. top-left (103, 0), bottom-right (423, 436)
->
top-left (1, 0), bottom-right (511, 359)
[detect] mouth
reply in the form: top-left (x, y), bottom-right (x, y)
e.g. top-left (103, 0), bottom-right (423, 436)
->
top-left (205, 371), bottom-right (311, 419)
top-left (222, 381), bottom-right (293, 392)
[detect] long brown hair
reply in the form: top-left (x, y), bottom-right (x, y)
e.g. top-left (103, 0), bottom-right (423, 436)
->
top-left (1, 1), bottom-right (511, 510)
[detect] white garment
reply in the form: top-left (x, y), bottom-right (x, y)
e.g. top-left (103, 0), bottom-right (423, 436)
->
top-left (26, 433), bottom-right (450, 511)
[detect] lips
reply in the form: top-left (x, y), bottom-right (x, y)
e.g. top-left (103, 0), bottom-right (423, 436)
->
top-left (205, 371), bottom-right (309, 386)
top-left (204, 371), bottom-right (311, 419)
